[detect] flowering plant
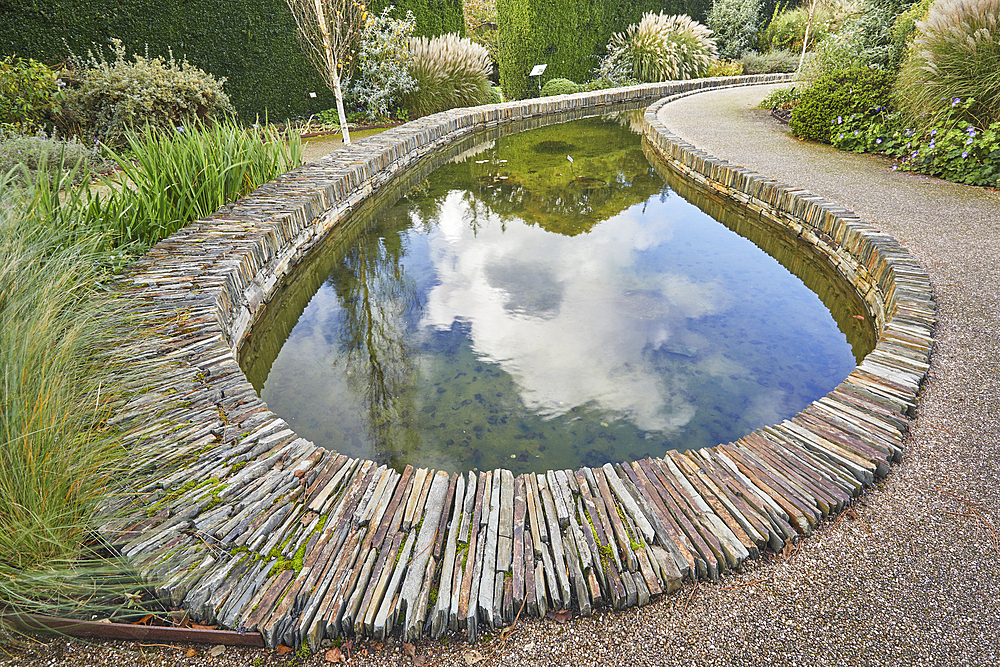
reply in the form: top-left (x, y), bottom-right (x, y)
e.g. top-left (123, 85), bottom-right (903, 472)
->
top-left (831, 97), bottom-right (1000, 186)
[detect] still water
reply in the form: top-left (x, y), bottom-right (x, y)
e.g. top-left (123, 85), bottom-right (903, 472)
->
top-left (242, 113), bottom-right (875, 474)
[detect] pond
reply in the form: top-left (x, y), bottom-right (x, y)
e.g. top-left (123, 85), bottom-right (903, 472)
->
top-left (240, 112), bottom-right (876, 475)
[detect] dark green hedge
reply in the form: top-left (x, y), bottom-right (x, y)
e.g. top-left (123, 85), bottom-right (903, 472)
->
top-left (497, 0), bottom-right (712, 101)
top-left (0, 0), bottom-right (463, 120)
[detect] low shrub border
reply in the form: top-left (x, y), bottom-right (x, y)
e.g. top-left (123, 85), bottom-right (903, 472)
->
top-left (101, 74), bottom-right (933, 650)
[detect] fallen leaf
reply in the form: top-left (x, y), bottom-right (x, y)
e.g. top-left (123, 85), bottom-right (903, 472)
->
top-left (208, 644), bottom-right (225, 658)
top-left (170, 609), bottom-right (190, 627)
top-left (781, 539), bottom-right (794, 560)
top-left (414, 656), bottom-right (428, 666)
top-left (463, 649), bottom-right (484, 665)
top-left (402, 642), bottom-right (416, 658)
top-left (185, 648), bottom-right (197, 658)
top-left (276, 644), bottom-right (294, 656)
top-left (546, 609), bottom-right (572, 623)
top-left (132, 614), bottom-right (156, 625)
top-left (325, 647), bottom-right (344, 663)
top-left (191, 622), bottom-right (218, 630)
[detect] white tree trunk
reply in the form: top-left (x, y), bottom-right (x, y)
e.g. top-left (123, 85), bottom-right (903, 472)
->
top-left (798, 0), bottom-right (817, 75)
top-left (333, 69), bottom-right (352, 144)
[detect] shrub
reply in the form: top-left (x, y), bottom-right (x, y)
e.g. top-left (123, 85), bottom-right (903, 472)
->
top-left (797, 0), bottom-right (920, 80)
top-left (540, 78), bottom-right (582, 96)
top-left (707, 58), bottom-right (745, 76)
top-left (465, 0), bottom-right (500, 80)
top-left (895, 0), bottom-right (1000, 130)
top-left (740, 49), bottom-right (800, 73)
top-left (0, 57), bottom-right (63, 134)
top-left (0, 131), bottom-right (114, 185)
top-left (403, 34), bottom-right (494, 118)
top-left (602, 13), bottom-right (718, 84)
top-left (759, 1), bottom-right (851, 53)
top-left (708, 0), bottom-right (764, 59)
top-left (789, 65), bottom-right (894, 142)
top-left (61, 39), bottom-right (235, 148)
top-left (347, 7), bottom-right (417, 123)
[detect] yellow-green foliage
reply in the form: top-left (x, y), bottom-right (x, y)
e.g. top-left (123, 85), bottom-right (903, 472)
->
top-left (540, 77), bottom-right (581, 96)
top-left (0, 56), bottom-right (62, 134)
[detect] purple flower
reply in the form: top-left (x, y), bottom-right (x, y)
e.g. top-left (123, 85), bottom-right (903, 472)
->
top-left (968, 128), bottom-right (977, 137)
top-left (967, 137), bottom-right (974, 145)
top-left (962, 151), bottom-right (969, 158)
top-left (838, 133), bottom-right (844, 139)
top-left (907, 141), bottom-right (912, 148)
top-left (876, 138), bottom-right (882, 144)
top-left (931, 129), bottom-right (937, 136)
top-left (891, 165), bottom-right (898, 171)
top-left (837, 115), bottom-right (843, 124)
top-left (854, 130), bottom-right (860, 136)
top-left (912, 150), bottom-right (919, 158)
top-left (929, 140), bottom-right (936, 149)
top-left (952, 97), bottom-right (961, 107)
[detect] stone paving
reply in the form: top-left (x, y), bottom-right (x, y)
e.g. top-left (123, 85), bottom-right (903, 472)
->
top-left (99, 75), bottom-right (935, 651)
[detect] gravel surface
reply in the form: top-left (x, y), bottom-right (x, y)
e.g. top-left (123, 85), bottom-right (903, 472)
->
top-left (4, 84), bottom-right (999, 667)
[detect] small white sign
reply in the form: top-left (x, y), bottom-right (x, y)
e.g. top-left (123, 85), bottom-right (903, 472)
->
top-left (529, 64), bottom-right (547, 77)
top-left (309, 92), bottom-right (317, 98)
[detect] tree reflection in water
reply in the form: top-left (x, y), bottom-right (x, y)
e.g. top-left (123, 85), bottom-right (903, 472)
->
top-left (326, 204), bottom-right (422, 470)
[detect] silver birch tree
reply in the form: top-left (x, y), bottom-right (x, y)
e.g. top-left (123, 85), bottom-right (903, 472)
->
top-left (284, 0), bottom-right (367, 143)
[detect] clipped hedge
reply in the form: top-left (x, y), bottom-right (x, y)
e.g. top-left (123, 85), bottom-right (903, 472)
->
top-left (0, 0), bottom-right (463, 120)
top-left (496, 0), bottom-right (712, 101)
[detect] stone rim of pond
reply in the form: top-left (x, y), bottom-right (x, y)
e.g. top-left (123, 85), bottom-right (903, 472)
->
top-left (104, 75), bottom-right (933, 651)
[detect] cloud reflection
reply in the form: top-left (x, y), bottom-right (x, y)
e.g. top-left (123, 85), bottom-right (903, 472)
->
top-left (420, 191), bottom-right (730, 434)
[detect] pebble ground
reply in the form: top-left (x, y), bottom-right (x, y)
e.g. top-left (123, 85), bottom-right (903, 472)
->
top-left (3, 84), bottom-right (998, 667)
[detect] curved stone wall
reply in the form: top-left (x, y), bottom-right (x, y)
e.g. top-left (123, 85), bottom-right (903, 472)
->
top-left (102, 75), bottom-right (933, 650)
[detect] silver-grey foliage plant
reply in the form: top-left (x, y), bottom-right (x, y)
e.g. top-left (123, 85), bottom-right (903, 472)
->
top-left (347, 7), bottom-right (417, 121)
top-left (707, 0), bottom-right (763, 60)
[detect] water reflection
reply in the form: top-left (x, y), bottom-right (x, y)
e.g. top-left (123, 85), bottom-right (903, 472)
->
top-left (244, 114), bottom-right (874, 474)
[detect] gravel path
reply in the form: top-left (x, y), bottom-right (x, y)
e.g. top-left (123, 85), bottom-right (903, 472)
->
top-left (4, 83), bottom-right (999, 667)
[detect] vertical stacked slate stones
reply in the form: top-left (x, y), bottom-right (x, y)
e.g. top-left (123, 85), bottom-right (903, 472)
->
top-left (101, 73), bottom-right (933, 650)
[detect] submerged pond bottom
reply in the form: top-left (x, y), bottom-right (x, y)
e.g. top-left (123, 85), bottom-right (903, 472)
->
top-left (243, 114), bottom-right (876, 475)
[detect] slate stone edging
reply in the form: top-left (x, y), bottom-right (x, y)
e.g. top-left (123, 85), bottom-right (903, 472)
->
top-left (100, 73), bottom-right (934, 651)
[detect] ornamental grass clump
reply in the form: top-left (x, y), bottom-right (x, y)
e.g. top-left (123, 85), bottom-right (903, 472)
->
top-left (895, 0), bottom-right (1000, 130)
top-left (602, 13), bottom-right (718, 84)
top-left (404, 33), bottom-right (494, 118)
top-left (0, 166), bottom-right (125, 572)
top-left (0, 159), bottom-right (155, 619)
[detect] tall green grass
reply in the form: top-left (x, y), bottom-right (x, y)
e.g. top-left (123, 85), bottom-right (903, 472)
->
top-left (0, 120), bottom-right (300, 619)
top-left (0, 158), bottom-right (147, 615)
top-left (99, 120), bottom-right (302, 247)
